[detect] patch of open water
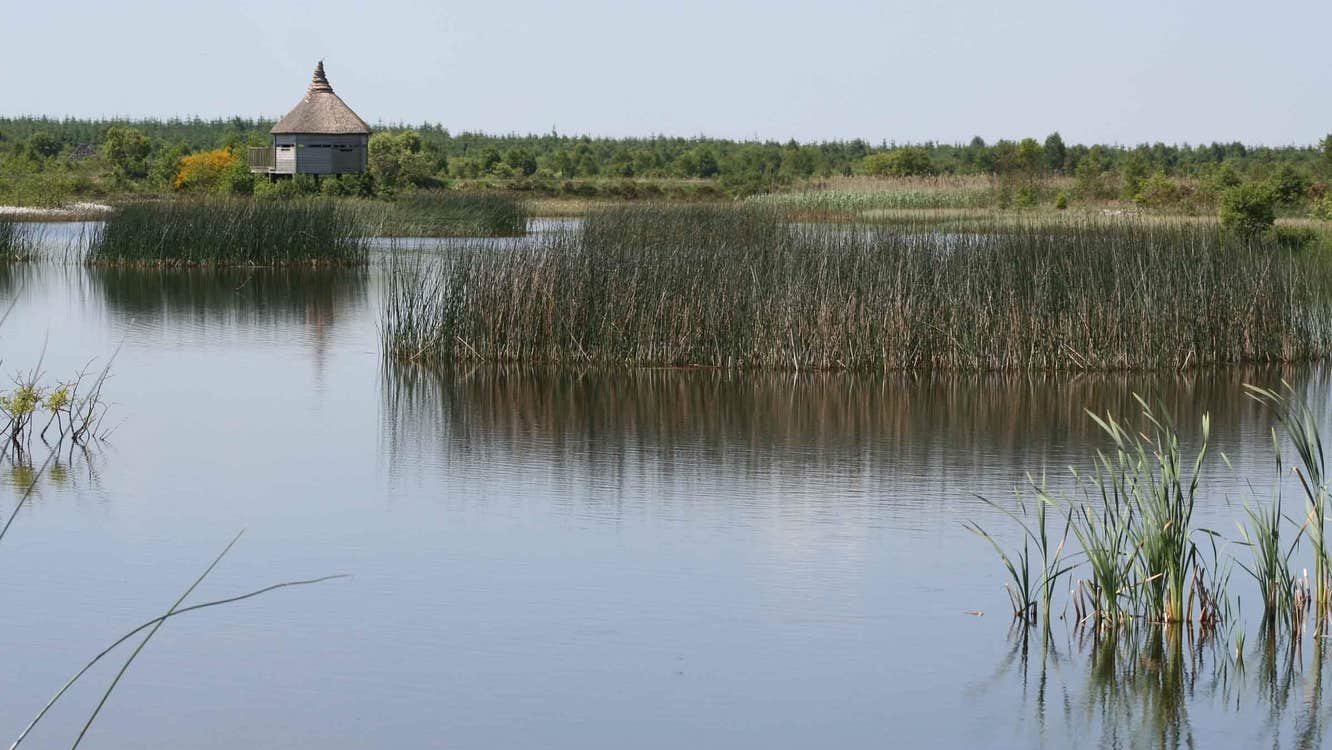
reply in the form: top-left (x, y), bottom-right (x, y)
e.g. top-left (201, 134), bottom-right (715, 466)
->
top-left (1, 240), bottom-right (1330, 749)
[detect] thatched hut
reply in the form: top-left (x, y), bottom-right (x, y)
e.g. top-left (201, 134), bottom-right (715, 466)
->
top-left (249, 61), bottom-right (371, 176)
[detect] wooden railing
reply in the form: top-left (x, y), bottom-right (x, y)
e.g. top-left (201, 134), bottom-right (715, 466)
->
top-left (247, 147), bottom-right (275, 171)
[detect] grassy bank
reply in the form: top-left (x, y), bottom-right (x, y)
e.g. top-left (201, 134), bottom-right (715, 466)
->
top-left (385, 204), bottom-right (1332, 371)
top-left (87, 199), bottom-right (368, 266)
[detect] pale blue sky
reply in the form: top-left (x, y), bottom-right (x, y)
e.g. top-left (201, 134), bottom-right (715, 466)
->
top-left (3, 0), bottom-right (1328, 145)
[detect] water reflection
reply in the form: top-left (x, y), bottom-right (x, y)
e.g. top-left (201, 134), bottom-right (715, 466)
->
top-left (88, 265), bottom-right (368, 327)
top-left (990, 621), bottom-right (1332, 750)
top-left (383, 363), bottom-right (1328, 489)
top-left (86, 265), bottom-right (370, 374)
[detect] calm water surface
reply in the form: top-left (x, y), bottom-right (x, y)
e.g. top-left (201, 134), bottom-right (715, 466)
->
top-left (2, 244), bottom-right (1331, 749)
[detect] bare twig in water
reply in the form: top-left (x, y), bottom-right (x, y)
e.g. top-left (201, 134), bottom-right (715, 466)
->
top-left (8, 531), bottom-right (349, 750)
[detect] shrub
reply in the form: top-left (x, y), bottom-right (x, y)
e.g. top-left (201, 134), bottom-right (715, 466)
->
top-left (1014, 185), bottom-right (1040, 208)
top-left (862, 148), bottom-right (935, 177)
top-left (101, 126), bottom-right (151, 181)
top-left (254, 177), bottom-right (303, 200)
top-left (1054, 192), bottom-right (1069, 210)
top-left (1198, 163), bottom-right (1242, 205)
top-left (1134, 172), bottom-right (1189, 210)
top-left (1220, 182), bottom-right (1277, 237)
top-left (220, 160), bottom-right (255, 195)
top-left (174, 148), bottom-right (240, 192)
top-left (368, 131), bottom-right (433, 194)
top-left (1313, 195), bottom-right (1332, 221)
top-left (1274, 225), bottom-right (1319, 250)
top-left (1270, 165), bottom-right (1310, 207)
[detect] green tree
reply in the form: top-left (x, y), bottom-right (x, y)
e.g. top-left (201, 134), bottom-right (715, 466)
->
top-left (1042, 132), bottom-right (1066, 172)
top-left (862, 148), bottom-right (934, 177)
top-left (149, 143), bottom-right (188, 188)
top-left (101, 126), bottom-right (151, 180)
top-left (1074, 146), bottom-right (1112, 200)
top-left (677, 146), bottom-right (719, 178)
top-left (477, 147), bottom-right (502, 174)
top-left (25, 131), bottom-right (61, 160)
top-left (1219, 182), bottom-right (1277, 237)
top-left (1015, 138), bottom-right (1044, 176)
top-left (1269, 164), bottom-right (1309, 206)
top-left (1121, 151), bottom-right (1149, 200)
top-left (369, 131), bottom-right (433, 193)
top-left (502, 147), bottom-right (538, 176)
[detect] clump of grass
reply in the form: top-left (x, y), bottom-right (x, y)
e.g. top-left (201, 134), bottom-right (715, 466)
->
top-left (1246, 383), bottom-right (1332, 625)
top-left (1051, 399), bottom-right (1220, 627)
top-left (965, 490), bottom-right (1073, 624)
top-left (388, 191), bottom-right (528, 237)
top-left (385, 205), bottom-right (1332, 371)
top-left (0, 218), bottom-right (37, 260)
top-left (980, 385), bottom-right (1332, 642)
top-left (1234, 423), bottom-right (1305, 631)
top-left (87, 199), bottom-right (368, 266)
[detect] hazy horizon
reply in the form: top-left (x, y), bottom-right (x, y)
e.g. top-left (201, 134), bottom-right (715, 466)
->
top-left (3, 0), bottom-right (1328, 147)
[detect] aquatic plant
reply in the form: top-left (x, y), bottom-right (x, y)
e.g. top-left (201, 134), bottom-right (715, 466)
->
top-left (87, 199), bottom-right (368, 266)
top-left (976, 384), bottom-right (1332, 643)
top-left (387, 191), bottom-right (529, 237)
top-left (965, 490), bottom-right (1073, 624)
top-left (746, 186), bottom-right (994, 215)
top-left (0, 365), bottom-right (109, 466)
top-left (1234, 438), bottom-right (1303, 629)
top-left (385, 205), bottom-right (1332, 371)
top-left (0, 218), bottom-right (36, 260)
top-left (1246, 383), bottom-right (1332, 625)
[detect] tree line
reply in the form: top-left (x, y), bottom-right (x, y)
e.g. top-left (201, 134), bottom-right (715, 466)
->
top-left (2, 116), bottom-right (1331, 203)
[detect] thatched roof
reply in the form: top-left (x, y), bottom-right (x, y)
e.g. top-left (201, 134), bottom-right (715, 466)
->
top-left (271, 62), bottom-right (371, 135)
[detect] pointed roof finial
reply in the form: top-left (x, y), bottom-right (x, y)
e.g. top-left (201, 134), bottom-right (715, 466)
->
top-left (309, 60), bottom-right (333, 93)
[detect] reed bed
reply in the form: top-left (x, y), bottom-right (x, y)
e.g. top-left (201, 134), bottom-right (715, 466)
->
top-left (747, 187), bottom-right (995, 214)
top-left (384, 191), bottom-right (529, 237)
top-left (87, 199), bottom-right (369, 266)
top-left (0, 217), bottom-right (37, 260)
top-left (385, 204), bottom-right (1332, 371)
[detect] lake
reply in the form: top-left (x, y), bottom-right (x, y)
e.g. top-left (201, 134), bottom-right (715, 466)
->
top-left (2, 235), bottom-right (1330, 749)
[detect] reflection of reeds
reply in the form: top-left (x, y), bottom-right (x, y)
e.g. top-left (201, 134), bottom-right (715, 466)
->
top-left (385, 206), bottom-right (1332, 371)
top-left (88, 265), bottom-right (369, 327)
top-left (383, 364), bottom-right (1308, 483)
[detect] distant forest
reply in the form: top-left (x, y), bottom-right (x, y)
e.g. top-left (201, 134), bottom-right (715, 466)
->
top-left (2, 115), bottom-right (1331, 204)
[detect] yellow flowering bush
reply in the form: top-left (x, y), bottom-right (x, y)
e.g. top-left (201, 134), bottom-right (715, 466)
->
top-left (174, 148), bottom-right (240, 192)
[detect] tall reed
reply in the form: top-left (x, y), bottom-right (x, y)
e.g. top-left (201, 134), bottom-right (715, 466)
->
top-left (385, 205), bottom-right (1332, 371)
top-left (87, 199), bottom-right (368, 266)
top-left (1247, 383), bottom-right (1332, 624)
top-left (0, 218), bottom-right (36, 260)
top-left (388, 191), bottom-right (528, 237)
top-left (965, 491), bottom-right (1072, 624)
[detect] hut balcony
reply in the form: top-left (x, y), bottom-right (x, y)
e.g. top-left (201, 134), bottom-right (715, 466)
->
top-left (248, 146), bottom-right (277, 173)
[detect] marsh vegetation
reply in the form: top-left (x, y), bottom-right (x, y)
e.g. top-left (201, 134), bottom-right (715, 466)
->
top-left (971, 385), bottom-right (1332, 643)
top-left (0, 218), bottom-right (37, 260)
top-left (385, 205), bottom-right (1332, 371)
top-left (86, 199), bottom-right (369, 266)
